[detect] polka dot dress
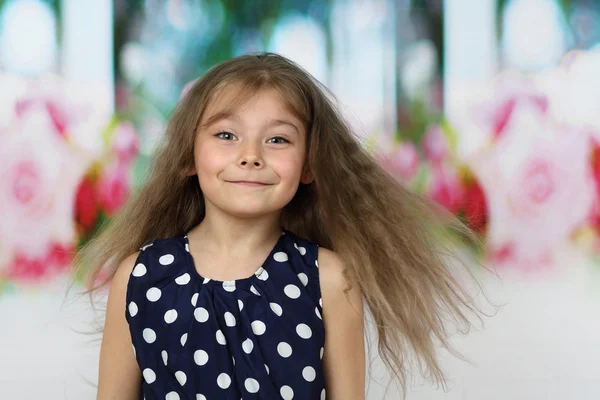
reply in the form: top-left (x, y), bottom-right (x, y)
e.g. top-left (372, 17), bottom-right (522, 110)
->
top-left (126, 229), bottom-right (326, 400)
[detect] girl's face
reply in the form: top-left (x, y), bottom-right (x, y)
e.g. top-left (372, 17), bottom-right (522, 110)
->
top-left (192, 87), bottom-right (308, 220)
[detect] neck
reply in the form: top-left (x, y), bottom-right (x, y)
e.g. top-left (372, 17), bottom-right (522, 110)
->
top-left (190, 209), bottom-right (282, 253)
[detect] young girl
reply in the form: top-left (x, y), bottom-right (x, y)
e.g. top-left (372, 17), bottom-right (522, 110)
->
top-left (81, 52), bottom-right (480, 400)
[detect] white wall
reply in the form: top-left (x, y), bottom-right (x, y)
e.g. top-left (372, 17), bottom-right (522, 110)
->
top-left (2, 248), bottom-right (600, 399)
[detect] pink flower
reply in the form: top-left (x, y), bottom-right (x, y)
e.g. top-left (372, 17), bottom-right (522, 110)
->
top-left (468, 102), bottom-right (595, 268)
top-left (15, 97), bottom-right (68, 138)
top-left (380, 141), bottom-right (420, 182)
top-left (111, 121), bottom-right (140, 165)
top-left (422, 125), bottom-right (448, 165)
top-left (74, 176), bottom-right (99, 234)
top-left (427, 164), bottom-right (465, 214)
top-left (97, 162), bottom-right (132, 216)
top-left (0, 103), bottom-right (91, 275)
top-left (9, 242), bottom-right (73, 281)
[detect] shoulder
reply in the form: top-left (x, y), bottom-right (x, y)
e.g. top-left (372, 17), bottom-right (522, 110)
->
top-left (318, 248), bottom-right (363, 313)
top-left (317, 247), bottom-right (347, 290)
top-left (112, 252), bottom-right (141, 290)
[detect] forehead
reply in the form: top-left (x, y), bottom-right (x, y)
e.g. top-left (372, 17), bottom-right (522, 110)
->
top-left (201, 83), bottom-right (305, 126)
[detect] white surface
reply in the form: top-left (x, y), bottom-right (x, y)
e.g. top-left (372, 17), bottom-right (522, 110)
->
top-left (1, 250), bottom-right (600, 399)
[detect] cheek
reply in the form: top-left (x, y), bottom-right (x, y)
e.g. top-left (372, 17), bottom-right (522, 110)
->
top-left (195, 143), bottom-right (226, 172)
top-left (273, 152), bottom-right (304, 180)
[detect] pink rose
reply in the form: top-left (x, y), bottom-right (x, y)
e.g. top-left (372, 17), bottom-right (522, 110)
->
top-left (97, 162), bottom-right (132, 216)
top-left (379, 141), bottom-right (420, 182)
top-left (0, 105), bottom-right (90, 274)
top-left (427, 164), bottom-right (465, 214)
top-left (74, 176), bottom-right (99, 234)
top-left (422, 125), bottom-right (448, 165)
top-left (9, 242), bottom-right (73, 281)
top-left (111, 121), bottom-right (140, 165)
top-left (469, 102), bottom-right (595, 268)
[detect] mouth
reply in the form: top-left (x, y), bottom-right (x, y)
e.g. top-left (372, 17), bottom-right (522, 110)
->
top-left (227, 180), bottom-right (272, 187)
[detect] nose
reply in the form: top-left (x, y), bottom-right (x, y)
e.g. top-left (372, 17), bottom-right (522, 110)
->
top-left (238, 141), bottom-right (263, 168)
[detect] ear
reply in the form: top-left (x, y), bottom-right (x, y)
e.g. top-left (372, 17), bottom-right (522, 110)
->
top-left (300, 168), bottom-right (314, 184)
top-left (186, 167), bottom-right (196, 176)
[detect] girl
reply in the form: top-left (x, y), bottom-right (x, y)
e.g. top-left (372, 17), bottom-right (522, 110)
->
top-left (81, 53), bottom-right (480, 400)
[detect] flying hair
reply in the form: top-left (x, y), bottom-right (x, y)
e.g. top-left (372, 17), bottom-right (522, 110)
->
top-left (75, 52), bottom-right (489, 397)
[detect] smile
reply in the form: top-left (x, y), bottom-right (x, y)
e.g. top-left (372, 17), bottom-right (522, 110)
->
top-left (227, 181), bottom-right (272, 187)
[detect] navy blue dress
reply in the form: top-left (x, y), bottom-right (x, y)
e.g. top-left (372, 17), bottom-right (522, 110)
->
top-left (126, 229), bottom-right (326, 400)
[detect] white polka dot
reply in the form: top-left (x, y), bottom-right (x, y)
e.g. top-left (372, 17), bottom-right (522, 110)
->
top-left (280, 385), bottom-right (294, 399)
top-left (194, 349), bottom-right (209, 366)
top-left (297, 273), bottom-right (308, 286)
top-left (185, 243), bottom-right (190, 252)
top-left (132, 263), bottom-right (146, 277)
top-left (321, 388), bottom-right (326, 399)
top-left (194, 307), bottom-right (209, 323)
top-left (143, 328), bottom-right (156, 343)
top-left (265, 364), bottom-right (270, 374)
top-left (224, 312), bottom-right (236, 327)
top-left (141, 243), bottom-right (153, 251)
top-left (142, 368), bottom-right (156, 383)
top-left (223, 281), bottom-right (236, 292)
top-left (245, 378), bottom-right (260, 393)
top-left (132, 344), bottom-right (136, 357)
top-left (191, 293), bottom-right (199, 306)
top-left (128, 302), bottom-right (138, 317)
top-left (273, 251), bottom-right (288, 262)
top-left (277, 342), bottom-right (293, 358)
top-left (196, 395), bottom-right (206, 400)
top-left (175, 273), bottom-right (191, 285)
top-left (296, 323), bottom-right (312, 339)
top-left (203, 277), bottom-right (211, 284)
top-left (316, 260), bottom-right (319, 268)
top-left (284, 284), bottom-right (301, 299)
top-left (242, 338), bottom-right (254, 354)
top-left (319, 297), bottom-right (322, 307)
top-left (175, 371), bottom-right (187, 386)
top-left (250, 285), bottom-right (261, 296)
top-left (315, 307), bottom-right (322, 320)
top-left (303, 366), bottom-right (316, 382)
top-left (270, 302), bottom-right (283, 316)
top-left (294, 243), bottom-right (307, 255)
top-left (238, 299), bottom-right (244, 311)
top-left (320, 347), bottom-right (324, 359)
top-left (146, 287), bottom-right (161, 302)
top-left (180, 333), bottom-right (188, 346)
top-left (216, 329), bottom-right (226, 345)
top-left (159, 254), bottom-right (175, 265)
top-left (166, 392), bottom-right (180, 400)
top-left (164, 309), bottom-right (178, 324)
top-left (232, 356), bottom-right (235, 366)
top-left (256, 267), bottom-right (269, 280)
top-left (162, 350), bottom-right (168, 365)
top-left (217, 373), bottom-right (231, 389)
top-left (251, 320), bottom-right (266, 335)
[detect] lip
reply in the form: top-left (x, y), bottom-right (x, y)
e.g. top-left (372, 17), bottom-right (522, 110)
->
top-left (227, 180), bottom-right (272, 187)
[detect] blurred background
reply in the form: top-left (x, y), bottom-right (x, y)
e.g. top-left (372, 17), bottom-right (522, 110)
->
top-left (1, 0), bottom-right (600, 398)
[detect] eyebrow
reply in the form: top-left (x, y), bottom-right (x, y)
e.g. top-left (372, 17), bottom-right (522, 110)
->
top-left (201, 111), bottom-right (300, 134)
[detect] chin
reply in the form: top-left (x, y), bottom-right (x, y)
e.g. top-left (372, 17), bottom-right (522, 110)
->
top-left (216, 201), bottom-right (284, 219)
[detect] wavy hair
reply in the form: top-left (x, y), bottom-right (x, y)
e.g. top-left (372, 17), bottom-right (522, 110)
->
top-left (76, 52), bottom-right (485, 396)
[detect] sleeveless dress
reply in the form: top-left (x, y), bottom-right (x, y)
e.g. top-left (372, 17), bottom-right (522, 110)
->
top-left (126, 229), bottom-right (326, 400)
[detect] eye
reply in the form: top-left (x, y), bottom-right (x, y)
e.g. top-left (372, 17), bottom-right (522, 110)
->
top-left (267, 136), bottom-right (289, 144)
top-left (216, 131), bottom-right (237, 141)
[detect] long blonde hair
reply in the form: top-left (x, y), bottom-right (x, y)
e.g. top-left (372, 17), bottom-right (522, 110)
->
top-left (77, 52), bottom-right (484, 395)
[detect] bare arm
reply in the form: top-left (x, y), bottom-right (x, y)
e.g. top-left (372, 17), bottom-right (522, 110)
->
top-left (96, 253), bottom-right (142, 400)
top-left (319, 248), bottom-right (366, 400)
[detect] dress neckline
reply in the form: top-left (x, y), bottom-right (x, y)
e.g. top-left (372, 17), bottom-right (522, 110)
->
top-left (182, 229), bottom-right (286, 285)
